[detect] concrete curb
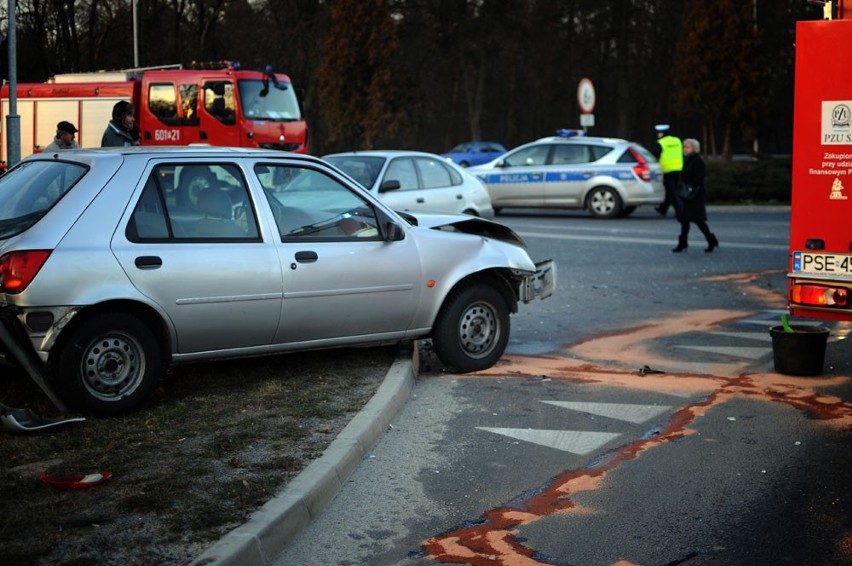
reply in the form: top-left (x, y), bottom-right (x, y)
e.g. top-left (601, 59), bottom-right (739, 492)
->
top-left (190, 343), bottom-right (419, 566)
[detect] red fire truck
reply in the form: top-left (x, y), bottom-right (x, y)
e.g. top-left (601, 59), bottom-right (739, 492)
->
top-left (0, 62), bottom-right (308, 163)
top-left (788, 0), bottom-right (852, 321)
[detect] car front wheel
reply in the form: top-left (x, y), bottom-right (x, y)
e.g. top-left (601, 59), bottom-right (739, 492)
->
top-left (587, 186), bottom-right (622, 218)
top-left (432, 283), bottom-right (510, 372)
top-left (53, 313), bottom-right (162, 416)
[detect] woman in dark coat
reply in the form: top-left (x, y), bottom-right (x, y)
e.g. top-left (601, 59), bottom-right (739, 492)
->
top-left (672, 138), bottom-right (719, 253)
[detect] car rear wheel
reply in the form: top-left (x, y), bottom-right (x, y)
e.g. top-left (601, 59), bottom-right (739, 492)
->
top-left (587, 186), bottom-right (623, 219)
top-left (432, 283), bottom-right (510, 372)
top-left (53, 313), bottom-right (161, 416)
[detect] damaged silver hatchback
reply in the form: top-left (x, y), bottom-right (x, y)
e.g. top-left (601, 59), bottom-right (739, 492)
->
top-left (0, 147), bottom-right (555, 416)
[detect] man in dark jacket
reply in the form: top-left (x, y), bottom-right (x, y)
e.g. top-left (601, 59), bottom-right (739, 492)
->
top-left (101, 101), bottom-right (139, 147)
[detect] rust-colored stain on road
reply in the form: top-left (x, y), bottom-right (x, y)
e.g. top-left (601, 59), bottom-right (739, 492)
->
top-left (423, 308), bottom-right (852, 566)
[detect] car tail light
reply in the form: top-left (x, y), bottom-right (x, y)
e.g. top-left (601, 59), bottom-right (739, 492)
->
top-left (0, 250), bottom-right (52, 294)
top-left (791, 283), bottom-right (849, 307)
top-left (628, 148), bottom-right (651, 182)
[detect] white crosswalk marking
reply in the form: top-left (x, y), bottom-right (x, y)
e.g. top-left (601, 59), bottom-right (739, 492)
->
top-left (675, 345), bottom-right (770, 360)
top-left (709, 331), bottom-right (773, 343)
top-left (476, 427), bottom-right (621, 455)
top-left (541, 401), bottom-right (671, 424)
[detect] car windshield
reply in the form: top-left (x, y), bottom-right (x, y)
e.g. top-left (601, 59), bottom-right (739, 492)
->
top-left (0, 160), bottom-right (87, 239)
top-left (324, 155), bottom-right (386, 189)
top-left (237, 79), bottom-right (302, 121)
top-left (451, 143), bottom-right (473, 152)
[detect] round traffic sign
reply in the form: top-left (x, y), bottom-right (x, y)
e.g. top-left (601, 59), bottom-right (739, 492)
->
top-left (577, 78), bottom-right (596, 114)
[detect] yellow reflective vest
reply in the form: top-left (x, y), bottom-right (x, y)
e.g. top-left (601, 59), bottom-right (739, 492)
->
top-left (657, 135), bottom-right (683, 173)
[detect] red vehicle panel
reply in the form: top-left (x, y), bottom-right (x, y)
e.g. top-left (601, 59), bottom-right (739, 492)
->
top-left (0, 64), bottom-right (308, 162)
top-left (788, 16), bottom-right (852, 320)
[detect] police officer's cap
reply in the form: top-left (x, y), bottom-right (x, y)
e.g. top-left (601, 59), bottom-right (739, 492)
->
top-left (655, 124), bottom-right (670, 132)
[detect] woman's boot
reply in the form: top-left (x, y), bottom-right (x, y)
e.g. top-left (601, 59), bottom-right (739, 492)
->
top-left (705, 233), bottom-right (719, 253)
top-left (672, 236), bottom-right (688, 253)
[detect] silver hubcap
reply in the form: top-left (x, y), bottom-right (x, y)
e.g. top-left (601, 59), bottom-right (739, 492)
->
top-left (458, 301), bottom-right (498, 359)
top-left (590, 190), bottom-right (615, 215)
top-left (81, 333), bottom-right (144, 400)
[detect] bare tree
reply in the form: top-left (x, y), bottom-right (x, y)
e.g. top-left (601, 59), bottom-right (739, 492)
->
top-left (674, 0), bottom-right (766, 159)
top-left (316, 0), bottom-right (403, 150)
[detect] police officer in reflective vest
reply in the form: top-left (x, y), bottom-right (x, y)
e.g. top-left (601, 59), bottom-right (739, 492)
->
top-left (652, 124), bottom-right (683, 217)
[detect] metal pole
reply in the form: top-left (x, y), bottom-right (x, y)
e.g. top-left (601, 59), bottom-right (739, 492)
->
top-left (5, 0), bottom-right (20, 168)
top-left (133, 0), bottom-right (139, 67)
top-left (752, 0), bottom-right (759, 155)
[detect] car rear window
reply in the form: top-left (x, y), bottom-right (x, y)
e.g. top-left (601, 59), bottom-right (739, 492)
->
top-left (617, 144), bottom-right (658, 163)
top-left (0, 160), bottom-right (87, 238)
top-left (324, 155), bottom-right (385, 189)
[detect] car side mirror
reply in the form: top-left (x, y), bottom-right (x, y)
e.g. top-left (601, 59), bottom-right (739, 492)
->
top-left (384, 221), bottom-right (405, 242)
top-left (495, 160), bottom-right (506, 168)
top-left (379, 180), bottom-right (401, 193)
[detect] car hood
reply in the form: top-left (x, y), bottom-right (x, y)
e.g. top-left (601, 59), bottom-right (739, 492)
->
top-left (400, 210), bottom-right (526, 248)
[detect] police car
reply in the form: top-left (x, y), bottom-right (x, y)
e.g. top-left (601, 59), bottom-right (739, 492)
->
top-left (467, 130), bottom-right (665, 218)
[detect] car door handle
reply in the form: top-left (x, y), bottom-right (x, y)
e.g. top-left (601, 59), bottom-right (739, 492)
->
top-left (135, 256), bottom-right (162, 269)
top-left (416, 198), bottom-right (425, 203)
top-left (582, 170), bottom-right (593, 177)
top-left (295, 251), bottom-right (318, 263)
top-left (456, 194), bottom-right (463, 200)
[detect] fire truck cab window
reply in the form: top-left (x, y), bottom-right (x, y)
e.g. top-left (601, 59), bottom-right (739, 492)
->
top-left (203, 81), bottom-right (236, 126)
top-left (179, 84), bottom-right (200, 126)
top-left (148, 83), bottom-right (179, 125)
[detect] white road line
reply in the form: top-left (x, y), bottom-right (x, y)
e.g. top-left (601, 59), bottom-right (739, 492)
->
top-left (541, 401), bottom-right (672, 424)
top-left (476, 427), bottom-right (621, 455)
top-left (517, 231), bottom-right (788, 250)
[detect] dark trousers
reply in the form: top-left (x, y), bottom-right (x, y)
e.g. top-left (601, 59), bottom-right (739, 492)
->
top-left (657, 171), bottom-right (682, 217)
top-left (678, 219), bottom-right (712, 243)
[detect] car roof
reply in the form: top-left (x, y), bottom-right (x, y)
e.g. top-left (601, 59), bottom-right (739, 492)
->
top-left (323, 150), bottom-right (446, 159)
top-left (532, 135), bottom-right (629, 145)
top-left (26, 146), bottom-right (330, 166)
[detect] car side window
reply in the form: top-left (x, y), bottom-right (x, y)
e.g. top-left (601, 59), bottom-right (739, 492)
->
top-left (255, 164), bottom-right (381, 241)
top-left (127, 163), bottom-right (260, 242)
top-left (589, 145), bottom-right (614, 161)
top-left (385, 158), bottom-right (419, 191)
top-left (415, 157), bottom-right (453, 189)
top-left (503, 145), bottom-right (549, 167)
top-left (552, 144), bottom-right (589, 165)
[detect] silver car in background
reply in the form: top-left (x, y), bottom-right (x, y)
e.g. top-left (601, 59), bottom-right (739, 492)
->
top-left (0, 147), bottom-right (554, 416)
top-left (467, 131), bottom-right (664, 218)
top-left (323, 150), bottom-right (495, 219)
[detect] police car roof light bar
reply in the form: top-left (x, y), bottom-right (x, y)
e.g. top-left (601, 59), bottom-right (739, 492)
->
top-left (556, 129), bottom-right (585, 138)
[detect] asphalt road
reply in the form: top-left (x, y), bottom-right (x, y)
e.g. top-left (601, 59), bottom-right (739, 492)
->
top-left (273, 206), bottom-right (852, 566)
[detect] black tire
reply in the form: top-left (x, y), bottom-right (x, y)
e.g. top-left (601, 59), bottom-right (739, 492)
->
top-left (459, 161), bottom-right (470, 168)
top-left (53, 313), bottom-right (162, 416)
top-left (432, 283), bottom-right (510, 372)
top-left (619, 205), bottom-right (637, 217)
top-left (587, 186), bottom-right (622, 218)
